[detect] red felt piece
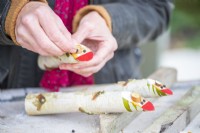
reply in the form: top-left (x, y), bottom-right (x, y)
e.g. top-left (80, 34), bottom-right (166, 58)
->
top-left (161, 88), bottom-right (173, 95)
top-left (142, 101), bottom-right (155, 111)
top-left (76, 52), bottom-right (93, 61)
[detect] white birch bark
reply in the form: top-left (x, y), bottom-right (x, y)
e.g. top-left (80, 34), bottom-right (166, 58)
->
top-left (38, 54), bottom-right (77, 70)
top-left (66, 79), bottom-right (172, 98)
top-left (37, 44), bottom-right (92, 70)
top-left (25, 91), bottom-right (153, 115)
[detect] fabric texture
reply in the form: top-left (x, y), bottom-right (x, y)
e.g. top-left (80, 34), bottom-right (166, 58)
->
top-left (101, 0), bottom-right (173, 50)
top-left (5, 0), bottom-right (47, 45)
top-left (40, 0), bottom-right (94, 92)
top-left (0, 0), bottom-right (14, 46)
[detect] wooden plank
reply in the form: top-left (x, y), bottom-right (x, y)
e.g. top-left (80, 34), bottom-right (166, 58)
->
top-left (142, 86), bottom-right (200, 133)
top-left (183, 112), bottom-right (200, 133)
top-left (99, 67), bottom-right (177, 133)
top-left (0, 89), bottom-right (26, 101)
top-left (25, 88), bottom-right (46, 94)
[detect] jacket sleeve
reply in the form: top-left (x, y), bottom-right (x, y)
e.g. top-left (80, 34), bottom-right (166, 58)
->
top-left (0, 0), bottom-right (15, 45)
top-left (101, 0), bottom-right (174, 49)
top-left (0, 0), bottom-right (49, 46)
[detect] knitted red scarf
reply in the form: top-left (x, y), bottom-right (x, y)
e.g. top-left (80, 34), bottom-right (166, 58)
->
top-left (40, 0), bottom-right (94, 92)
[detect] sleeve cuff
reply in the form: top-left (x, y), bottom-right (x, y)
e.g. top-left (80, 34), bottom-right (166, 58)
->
top-left (5, 0), bottom-right (47, 45)
top-left (73, 5), bottom-right (112, 33)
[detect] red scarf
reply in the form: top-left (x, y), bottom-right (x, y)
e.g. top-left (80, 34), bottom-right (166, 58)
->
top-left (40, 0), bottom-right (94, 92)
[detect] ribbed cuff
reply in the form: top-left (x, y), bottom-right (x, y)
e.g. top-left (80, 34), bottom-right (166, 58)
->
top-left (5, 0), bottom-right (47, 45)
top-left (73, 5), bottom-right (112, 33)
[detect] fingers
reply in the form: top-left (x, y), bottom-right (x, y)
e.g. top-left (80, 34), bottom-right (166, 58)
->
top-left (72, 40), bottom-right (116, 68)
top-left (72, 21), bottom-right (95, 43)
top-left (59, 11), bottom-right (118, 77)
top-left (60, 52), bottom-right (113, 77)
top-left (59, 41), bottom-right (115, 77)
top-left (16, 17), bottom-right (64, 56)
top-left (15, 25), bottom-right (49, 56)
top-left (15, 2), bottom-right (76, 56)
top-left (37, 11), bottom-right (76, 53)
top-left (54, 15), bottom-right (72, 41)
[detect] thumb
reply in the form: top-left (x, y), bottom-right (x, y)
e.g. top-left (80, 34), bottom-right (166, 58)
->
top-left (72, 21), bottom-right (95, 43)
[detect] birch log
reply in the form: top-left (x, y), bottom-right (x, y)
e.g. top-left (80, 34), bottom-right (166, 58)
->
top-left (38, 53), bottom-right (77, 70)
top-left (38, 44), bottom-right (93, 70)
top-left (69, 79), bottom-right (173, 98)
top-left (25, 91), bottom-right (154, 115)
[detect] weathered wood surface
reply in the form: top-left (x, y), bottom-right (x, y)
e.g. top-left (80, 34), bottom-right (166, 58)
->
top-left (123, 81), bottom-right (200, 133)
top-left (100, 67), bottom-right (177, 133)
top-left (142, 86), bottom-right (200, 133)
top-left (0, 101), bottom-right (100, 133)
top-left (183, 112), bottom-right (200, 133)
top-left (1, 67), bottom-right (200, 133)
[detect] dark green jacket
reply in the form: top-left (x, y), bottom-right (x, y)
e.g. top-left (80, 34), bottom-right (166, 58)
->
top-left (0, 0), bottom-right (173, 88)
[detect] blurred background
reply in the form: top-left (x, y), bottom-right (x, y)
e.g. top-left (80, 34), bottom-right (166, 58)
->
top-left (140, 0), bottom-right (200, 81)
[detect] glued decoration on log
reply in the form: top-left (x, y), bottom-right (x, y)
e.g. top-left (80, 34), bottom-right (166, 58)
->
top-left (71, 45), bottom-right (93, 61)
top-left (131, 93), bottom-right (141, 103)
top-left (147, 79), bottom-right (173, 95)
top-left (116, 79), bottom-right (173, 97)
top-left (122, 92), bottom-right (154, 112)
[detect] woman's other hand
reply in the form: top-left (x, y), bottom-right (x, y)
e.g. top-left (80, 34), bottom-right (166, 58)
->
top-left (59, 11), bottom-right (117, 77)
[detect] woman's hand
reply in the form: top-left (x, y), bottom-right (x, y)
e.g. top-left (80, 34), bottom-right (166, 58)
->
top-left (15, 2), bottom-right (76, 56)
top-left (59, 11), bottom-right (118, 77)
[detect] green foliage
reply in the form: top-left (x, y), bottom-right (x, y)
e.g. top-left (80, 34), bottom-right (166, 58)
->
top-left (170, 0), bottom-right (200, 49)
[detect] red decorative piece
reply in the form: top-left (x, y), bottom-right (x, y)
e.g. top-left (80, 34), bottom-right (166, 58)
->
top-left (142, 101), bottom-right (155, 111)
top-left (161, 88), bottom-right (173, 95)
top-left (76, 52), bottom-right (93, 61)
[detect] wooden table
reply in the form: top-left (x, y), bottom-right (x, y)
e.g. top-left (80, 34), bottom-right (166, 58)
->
top-left (1, 67), bottom-right (200, 133)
